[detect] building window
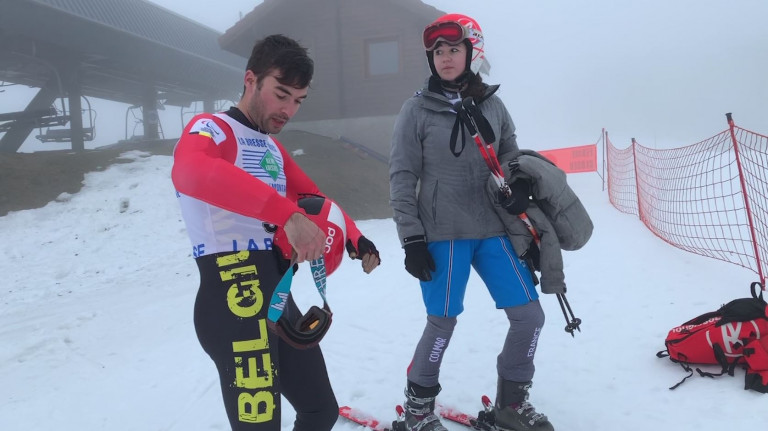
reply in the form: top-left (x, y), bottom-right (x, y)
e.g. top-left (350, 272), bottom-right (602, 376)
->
top-left (366, 38), bottom-right (399, 76)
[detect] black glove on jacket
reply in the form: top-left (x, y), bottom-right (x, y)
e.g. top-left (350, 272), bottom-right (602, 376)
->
top-left (403, 235), bottom-right (435, 282)
top-left (498, 179), bottom-right (531, 216)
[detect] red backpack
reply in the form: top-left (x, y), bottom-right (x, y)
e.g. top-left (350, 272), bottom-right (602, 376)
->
top-left (657, 282), bottom-right (768, 393)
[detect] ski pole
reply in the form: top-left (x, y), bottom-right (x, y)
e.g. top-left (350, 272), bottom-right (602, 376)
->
top-left (455, 98), bottom-right (507, 192)
top-left (456, 97), bottom-right (582, 337)
top-left (556, 293), bottom-right (581, 337)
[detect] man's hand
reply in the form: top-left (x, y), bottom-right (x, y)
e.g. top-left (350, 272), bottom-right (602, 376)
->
top-left (283, 212), bottom-right (324, 263)
top-left (346, 236), bottom-right (381, 274)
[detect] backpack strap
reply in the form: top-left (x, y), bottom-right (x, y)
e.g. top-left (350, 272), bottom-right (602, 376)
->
top-left (669, 361), bottom-right (695, 390)
top-left (744, 369), bottom-right (768, 393)
top-left (669, 344), bottom-right (737, 389)
top-left (751, 281), bottom-right (765, 302)
top-left (743, 337), bottom-right (768, 393)
top-left (695, 343), bottom-right (737, 378)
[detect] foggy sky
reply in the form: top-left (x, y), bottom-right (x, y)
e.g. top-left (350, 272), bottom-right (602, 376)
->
top-left (157, 0), bottom-right (768, 149)
top-left (3, 0), bottom-right (767, 151)
top-left (426, 0), bottom-right (768, 149)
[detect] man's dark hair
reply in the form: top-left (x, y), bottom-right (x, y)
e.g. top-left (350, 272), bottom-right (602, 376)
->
top-left (246, 34), bottom-right (313, 88)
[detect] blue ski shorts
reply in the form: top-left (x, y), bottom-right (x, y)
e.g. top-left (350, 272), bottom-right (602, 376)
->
top-left (420, 236), bottom-right (538, 317)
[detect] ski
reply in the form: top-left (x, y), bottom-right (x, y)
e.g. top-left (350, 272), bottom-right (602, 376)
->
top-left (340, 396), bottom-right (496, 431)
top-left (338, 405), bottom-right (396, 431)
top-left (439, 405), bottom-right (476, 428)
top-left (438, 395), bottom-right (496, 430)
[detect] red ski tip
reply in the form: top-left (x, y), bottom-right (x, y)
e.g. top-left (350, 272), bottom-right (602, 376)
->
top-left (481, 395), bottom-right (492, 408)
top-left (338, 406), bottom-right (388, 431)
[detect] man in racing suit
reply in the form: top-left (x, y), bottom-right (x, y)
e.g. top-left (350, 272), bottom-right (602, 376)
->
top-left (172, 34), bottom-right (380, 431)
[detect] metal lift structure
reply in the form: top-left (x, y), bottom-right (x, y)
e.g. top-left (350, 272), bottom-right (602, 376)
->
top-left (0, 0), bottom-right (245, 152)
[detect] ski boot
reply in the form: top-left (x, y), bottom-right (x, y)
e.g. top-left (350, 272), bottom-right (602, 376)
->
top-left (399, 381), bottom-right (448, 431)
top-left (493, 379), bottom-right (554, 431)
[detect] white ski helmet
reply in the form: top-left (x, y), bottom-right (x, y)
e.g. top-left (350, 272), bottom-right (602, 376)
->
top-left (274, 196), bottom-right (348, 276)
top-left (423, 13), bottom-right (487, 76)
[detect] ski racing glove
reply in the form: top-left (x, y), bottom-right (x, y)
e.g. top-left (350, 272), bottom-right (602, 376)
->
top-left (403, 235), bottom-right (435, 282)
top-left (498, 178), bottom-right (531, 216)
top-left (346, 235), bottom-right (381, 274)
top-left (346, 235), bottom-right (379, 259)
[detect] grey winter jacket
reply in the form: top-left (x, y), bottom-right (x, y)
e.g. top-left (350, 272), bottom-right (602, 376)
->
top-left (487, 150), bottom-right (594, 293)
top-left (389, 79), bottom-right (519, 245)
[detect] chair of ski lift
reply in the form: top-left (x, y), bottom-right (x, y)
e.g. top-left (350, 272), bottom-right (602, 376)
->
top-left (35, 97), bottom-right (96, 143)
top-left (0, 106), bottom-right (70, 140)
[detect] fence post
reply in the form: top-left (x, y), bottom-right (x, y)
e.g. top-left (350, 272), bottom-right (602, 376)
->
top-left (601, 128), bottom-right (606, 191)
top-left (726, 113), bottom-right (765, 288)
top-left (630, 138), bottom-right (643, 223)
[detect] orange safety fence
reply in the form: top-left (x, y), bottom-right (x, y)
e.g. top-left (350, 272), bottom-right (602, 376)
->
top-left (604, 113), bottom-right (767, 288)
top-left (539, 143), bottom-right (598, 174)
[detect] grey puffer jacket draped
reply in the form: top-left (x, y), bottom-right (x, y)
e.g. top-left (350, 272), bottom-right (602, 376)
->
top-left (487, 150), bottom-right (594, 293)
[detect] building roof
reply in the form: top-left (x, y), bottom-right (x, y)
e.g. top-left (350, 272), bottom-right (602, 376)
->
top-left (219, 0), bottom-right (444, 56)
top-left (35, 0), bottom-right (238, 65)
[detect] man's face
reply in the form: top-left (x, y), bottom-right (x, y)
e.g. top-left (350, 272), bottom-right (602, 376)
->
top-left (242, 69), bottom-right (308, 134)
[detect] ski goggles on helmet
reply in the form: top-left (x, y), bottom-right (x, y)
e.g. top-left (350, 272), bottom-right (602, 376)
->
top-left (423, 21), bottom-right (469, 51)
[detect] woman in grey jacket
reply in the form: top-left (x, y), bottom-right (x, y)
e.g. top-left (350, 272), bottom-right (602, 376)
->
top-left (389, 13), bottom-right (555, 431)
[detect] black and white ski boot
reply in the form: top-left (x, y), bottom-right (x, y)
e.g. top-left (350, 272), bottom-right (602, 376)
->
top-left (493, 379), bottom-right (554, 431)
top-left (399, 381), bottom-right (448, 431)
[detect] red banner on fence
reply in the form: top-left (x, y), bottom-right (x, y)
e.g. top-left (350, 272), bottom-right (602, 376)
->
top-left (538, 144), bottom-right (597, 174)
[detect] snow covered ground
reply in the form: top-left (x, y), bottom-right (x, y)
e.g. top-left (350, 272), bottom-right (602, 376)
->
top-left (1, 150), bottom-right (765, 430)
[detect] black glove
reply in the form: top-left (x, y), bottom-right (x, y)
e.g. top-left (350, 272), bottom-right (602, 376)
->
top-left (403, 236), bottom-right (435, 281)
top-left (346, 236), bottom-right (380, 260)
top-left (347, 236), bottom-right (381, 273)
top-left (498, 179), bottom-right (531, 215)
top-left (522, 238), bottom-right (541, 271)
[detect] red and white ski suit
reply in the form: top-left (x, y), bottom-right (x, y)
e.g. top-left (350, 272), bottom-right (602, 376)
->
top-left (173, 111), bottom-right (362, 256)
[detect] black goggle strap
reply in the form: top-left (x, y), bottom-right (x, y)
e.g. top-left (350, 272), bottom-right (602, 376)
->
top-left (288, 303), bottom-right (332, 346)
top-left (273, 305), bottom-right (332, 350)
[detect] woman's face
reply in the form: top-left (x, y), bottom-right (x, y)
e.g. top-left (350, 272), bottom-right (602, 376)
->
top-left (432, 42), bottom-right (467, 82)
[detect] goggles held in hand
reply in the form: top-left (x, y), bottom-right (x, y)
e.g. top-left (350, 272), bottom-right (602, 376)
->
top-left (267, 257), bottom-right (333, 350)
top-left (268, 303), bottom-right (333, 350)
top-left (423, 21), bottom-right (469, 51)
